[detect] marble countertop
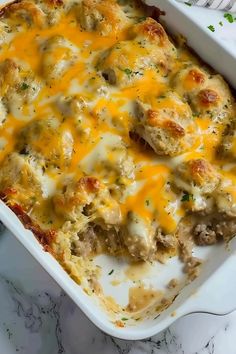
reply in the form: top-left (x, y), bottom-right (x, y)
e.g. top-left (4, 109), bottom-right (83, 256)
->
top-left (1, 6), bottom-right (236, 354)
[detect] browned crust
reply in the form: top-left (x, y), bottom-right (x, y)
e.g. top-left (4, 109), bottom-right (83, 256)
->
top-left (0, 0), bottom-right (63, 27)
top-left (55, 176), bottom-right (101, 209)
top-left (198, 89), bottom-right (219, 106)
top-left (0, 0), bottom-right (46, 27)
top-left (0, 190), bottom-right (56, 252)
top-left (187, 69), bottom-right (206, 85)
top-left (164, 120), bottom-right (185, 138)
top-left (45, 0), bottom-right (64, 6)
top-left (78, 176), bottom-right (100, 193)
top-left (147, 109), bottom-right (185, 138)
top-left (187, 158), bottom-right (215, 185)
top-left (10, 203), bottom-right (56, 252)
top-left (132, 16), bottom-right (173, 53)
top-left (138, 17), bottom-right (166, 43)
top-left (0, 0), bottom-right (20, 17)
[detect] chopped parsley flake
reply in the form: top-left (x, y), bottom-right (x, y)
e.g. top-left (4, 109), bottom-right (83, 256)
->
top-left (137, 16), bottom-right (146, 23)
top-left (208, 25), bottom-right (215, 32)
top-left (120, 67), bottom-right (142, 78)
top-left (20, 82), bottom-right (29, 90)
top-left (121, 317), bottom-right (128, 321)
top-left (224, 13), bottom-right (235, 23)
top-left (124, 68), bottom-right (132, 76)
top-left (108, 269), bottom-right (114, 275)
top-left (219, 21), bottom-right (223, 27)
top-left (181, 192), bottom-right (193, 202)
top-left (184, 2), bottom-right (192, 6)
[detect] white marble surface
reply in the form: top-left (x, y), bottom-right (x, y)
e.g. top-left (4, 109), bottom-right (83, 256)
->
top-left (1, 6), bottom-right (236, 354)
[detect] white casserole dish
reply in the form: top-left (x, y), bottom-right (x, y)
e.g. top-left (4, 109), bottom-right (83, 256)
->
top-left (1, 0), bottom-right (236, 340)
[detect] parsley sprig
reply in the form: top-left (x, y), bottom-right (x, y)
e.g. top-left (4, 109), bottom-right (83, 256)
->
top-left (181, 192), bottom-right (194, 202)
top-left (224, 13), bottom-right (235, 24)
top-left (207, 25), bottom-right (215, 33)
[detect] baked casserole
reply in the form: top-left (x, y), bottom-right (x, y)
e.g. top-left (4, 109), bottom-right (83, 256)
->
top-left (0, 0), bottom-right (236, 305)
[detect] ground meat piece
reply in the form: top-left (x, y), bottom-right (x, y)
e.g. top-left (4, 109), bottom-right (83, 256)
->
top-left (194, 223), bottom-right (218, 245)
top-left (96, 225), bottom-right (122, 255)
top-left (177, 219), bottom-right (202, 280)
top-left (214, 220), bottom-right (236, 243)
top-left (177, 221), bottom-right (194, 262)
top-left (183, 256), bottom-right (202, 281)
top-left (167, 278), bottom-right (178, 289)
top-left (156, 229), bottom-right (177, 249)
top-left (194, 219), bottom-right (236, 245)
top-left (71, 227), bottom-right (101, 257)
top-left (104, 229), bottom-right (122, 255)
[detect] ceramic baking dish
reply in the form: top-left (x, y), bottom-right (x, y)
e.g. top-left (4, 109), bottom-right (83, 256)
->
top-left (1, 0), bottom-right (236, 340)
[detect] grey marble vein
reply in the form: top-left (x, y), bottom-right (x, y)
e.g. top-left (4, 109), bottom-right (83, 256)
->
top-left (0, 275), bottom-right (66, 354)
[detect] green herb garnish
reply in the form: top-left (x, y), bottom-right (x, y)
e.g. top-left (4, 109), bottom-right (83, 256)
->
top-left (208, 25), bottom-right (215, 32)
top-left (108, 269), bottom-right (114, 275)
top-left (20, 82), bottom-right (30, 90)
top-left (124, 68), bottom-right (132, 76)
top-left (121, 317), bottom-right (128, 321)
top-left (137, 16), bottom-right (146, 23)
top-left (181, 192), bottom-right (193, 202)
top-left (224, 13), bottom-right (234, 23)
top-left (184, 2), bottom-right (192, 6)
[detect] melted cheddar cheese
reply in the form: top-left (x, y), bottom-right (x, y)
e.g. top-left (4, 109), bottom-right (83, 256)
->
top-left (0, 0), bottom-right (236, 282)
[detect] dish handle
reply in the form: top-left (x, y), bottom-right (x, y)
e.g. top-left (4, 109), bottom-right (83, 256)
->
top-left (180, 254), bottom-right (236, 317)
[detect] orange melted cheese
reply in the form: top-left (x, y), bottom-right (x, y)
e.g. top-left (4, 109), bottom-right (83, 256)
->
top-left (0, 0), bottom-right (235, 239)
